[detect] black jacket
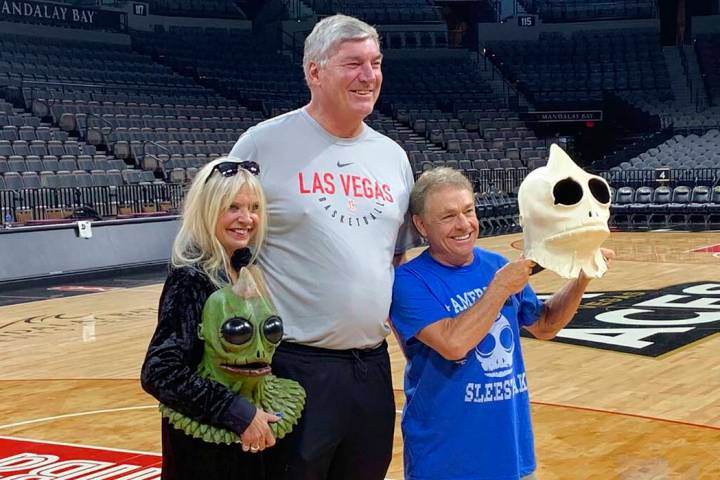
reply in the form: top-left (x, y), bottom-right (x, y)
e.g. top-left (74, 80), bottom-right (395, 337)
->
top-left (140, 265), bottom-right (256, 434)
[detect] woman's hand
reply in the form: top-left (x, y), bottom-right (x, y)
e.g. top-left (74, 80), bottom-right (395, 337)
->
top-left (240, 409), bottom-right (280, 453)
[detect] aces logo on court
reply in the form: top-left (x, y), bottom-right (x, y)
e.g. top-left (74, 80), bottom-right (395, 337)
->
top-left (523, 282), bottom-right (720, 357)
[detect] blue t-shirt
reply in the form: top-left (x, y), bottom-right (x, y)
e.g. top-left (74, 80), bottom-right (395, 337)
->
top-left (390, 247), bottom-right (544, 480)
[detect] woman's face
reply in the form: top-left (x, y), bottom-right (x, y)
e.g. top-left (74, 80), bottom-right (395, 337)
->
top-left (215, 186), bottom-right (261, 256)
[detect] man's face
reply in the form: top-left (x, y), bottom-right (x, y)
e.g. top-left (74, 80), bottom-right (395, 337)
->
top-left (311, 38), bottom-right (383, 123)
top-left (413, 186), bottom-right (479, 267)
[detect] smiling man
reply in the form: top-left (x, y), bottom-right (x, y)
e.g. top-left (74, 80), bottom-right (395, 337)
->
top-left (390, 167), bottom-right (614, 480)
top-left (229, 14), bottom-right (420, 480)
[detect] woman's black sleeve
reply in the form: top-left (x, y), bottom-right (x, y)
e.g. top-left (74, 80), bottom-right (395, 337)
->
top-left (140, 267), bottom-right (256, 434)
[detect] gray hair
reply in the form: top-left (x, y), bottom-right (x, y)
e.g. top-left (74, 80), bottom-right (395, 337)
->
top-left (410, 167), bottom-right (474, 216)
top-left (303, 14), bottom-right (379, 82)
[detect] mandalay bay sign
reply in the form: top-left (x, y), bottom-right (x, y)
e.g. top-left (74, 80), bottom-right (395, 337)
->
top-left (0, 0), bottom-right (126, 31)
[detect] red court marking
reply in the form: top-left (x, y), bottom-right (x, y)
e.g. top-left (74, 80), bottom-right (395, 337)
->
top-left (510, 239), bottom-right (523, 251)
top-left (691, 243), bottom-right (720, 253)
top-left (47, 286), bottom-right (118, 293)
top-left (0, 436), bottom-right (160, 478)
top-left (531, 401), bottom-right (720, 431)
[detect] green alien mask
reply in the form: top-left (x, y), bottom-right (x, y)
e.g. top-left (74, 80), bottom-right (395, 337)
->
top-left (160, 267), bottom-right (306, 444)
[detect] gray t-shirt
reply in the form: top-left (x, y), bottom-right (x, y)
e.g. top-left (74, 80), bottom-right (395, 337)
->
top-left (230, 108), bottom-right (419, 349)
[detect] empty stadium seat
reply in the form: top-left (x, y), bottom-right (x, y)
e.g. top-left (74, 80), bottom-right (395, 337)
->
top-left (688, 186), bottom-right (711, 225)
top-left (612, 186), bottom-right (635, 224)
top-left (667, 186), bottom-right (692, 224)
top-left (648, 186), bottom-right (672, 226)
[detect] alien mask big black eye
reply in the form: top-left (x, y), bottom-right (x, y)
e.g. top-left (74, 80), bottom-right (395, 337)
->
top-left (589, 178), bottom-right (610, 204)
top-left (553, 177), bottom-right (583, 206)
top-left (263, 315), bottom-right (283, 344)
top-left (221, 317), bottom-right (253, 345)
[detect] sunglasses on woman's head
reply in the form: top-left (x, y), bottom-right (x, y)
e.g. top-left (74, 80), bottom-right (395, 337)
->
top-left (205, 161), bottom-right (260, 184)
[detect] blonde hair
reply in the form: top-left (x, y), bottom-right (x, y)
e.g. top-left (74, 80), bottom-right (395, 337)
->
top-left (171, 157), bottom-right (267, 287)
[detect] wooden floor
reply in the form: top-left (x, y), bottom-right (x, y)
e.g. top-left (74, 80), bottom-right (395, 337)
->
top-left (1, 231), bottom-right (719, 479)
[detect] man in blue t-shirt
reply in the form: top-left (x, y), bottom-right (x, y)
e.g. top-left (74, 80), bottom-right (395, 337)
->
top-left (390, 168), bottom-right (614, 480)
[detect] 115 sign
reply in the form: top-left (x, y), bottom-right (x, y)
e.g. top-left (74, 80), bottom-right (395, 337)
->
top-left (517, 15), bottom-right (536, 27)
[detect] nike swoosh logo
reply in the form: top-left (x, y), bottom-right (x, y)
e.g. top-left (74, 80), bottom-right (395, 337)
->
top-left (337, 161), bottom-right (353, 168)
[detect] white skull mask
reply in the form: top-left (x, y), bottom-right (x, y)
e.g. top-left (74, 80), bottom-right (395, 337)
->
top-left (518, 144), bottom-right (611, 279)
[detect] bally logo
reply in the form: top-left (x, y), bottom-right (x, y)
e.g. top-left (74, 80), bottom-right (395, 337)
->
top-left (0, 436), bottom-right (160, 478)
top-left (523, 282), bottom-right (720, 357)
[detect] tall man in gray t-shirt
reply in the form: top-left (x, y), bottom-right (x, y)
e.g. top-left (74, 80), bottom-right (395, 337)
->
top-left (230, 13), bottom-right (420, 480)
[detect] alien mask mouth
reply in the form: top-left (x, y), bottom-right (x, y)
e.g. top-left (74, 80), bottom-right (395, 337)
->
top-left (221, 362), bottom-right (272, 377)
top-left (544, 224), bottom-right (610, 248)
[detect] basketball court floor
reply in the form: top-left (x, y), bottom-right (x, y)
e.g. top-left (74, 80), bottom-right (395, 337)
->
top-left (1, 231), bottom-right (719, 479)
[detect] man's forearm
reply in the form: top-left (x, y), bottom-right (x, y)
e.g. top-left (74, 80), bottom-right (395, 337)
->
top-left (417, 282), bottom-right (510, 360)
top-left (531, 275), bottom-right (591, 340)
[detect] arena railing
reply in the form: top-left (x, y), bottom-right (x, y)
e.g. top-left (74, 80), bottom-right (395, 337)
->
top-left (1, 189), bottom-right (15, 226)
top-left (84, 113), bottom-right (117, 147)
top-left (140, 141), bottom-right (171, 172)
top-left (0, 186), bottom-right (109, 224)
top-left (452, 166), bottom-right (717, 196)
top-left (472, 168), bottom-right (528, 194)
top-left (523, 0), bottom-right (656, 22)
top-left (116, 183), bottom-right (183, 215)
top-left (0, 183), bottom-right (184, 225)
top-left (598, 168), bottom-right (720, 189)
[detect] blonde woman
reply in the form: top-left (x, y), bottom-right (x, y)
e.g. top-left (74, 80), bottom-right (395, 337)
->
top-left (141, 157), bottom-right (278, 479)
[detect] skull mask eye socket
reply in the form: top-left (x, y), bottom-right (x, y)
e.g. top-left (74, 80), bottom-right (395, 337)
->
top-left (263, 315), bottom-right (283, 345)
top-left (221, 317), bottom-right (253, 345)
top-left (589, 178), bottom-right (610, 204)
top-left (553, 178), bottom-right (583, 206)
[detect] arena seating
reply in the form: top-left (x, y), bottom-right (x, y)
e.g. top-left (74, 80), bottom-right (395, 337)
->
top-left (618, 91), bottom-right (720, 132)
top-left (377, 54), bottom-right (552, 193)
top-left (132, 28), bottom-right (298, 115)
top-left (1, 6), bottom-right (717, 234)
top-left (518, 0), bottom-right (655, 23)
top-left (610, 184), bottom-right (720, 228)
top-left (620, 130), bottom-right (720, 171)
top-left (605, 129), bottom-right (719, 225)
top-left (143, 0), bottom-right (246, 18)
top-left (475, 190), bottom-right (520, 233)
top-left (381, 30), bottom-right (449, 49)
top-left (602, 130), bottom-right (719, 192)
top-left (696, 34), bottom-right (720, 107)
top-left (309, 0), bottom-right (442, 23)
top-left (0, 32), bottom-right (211, 222)
top-left (9, 29), bottom-right (248, 182)
top-left (132, 26), bottom-right (550, 198)
top-left (486, 29), bottom-right (672, 108)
